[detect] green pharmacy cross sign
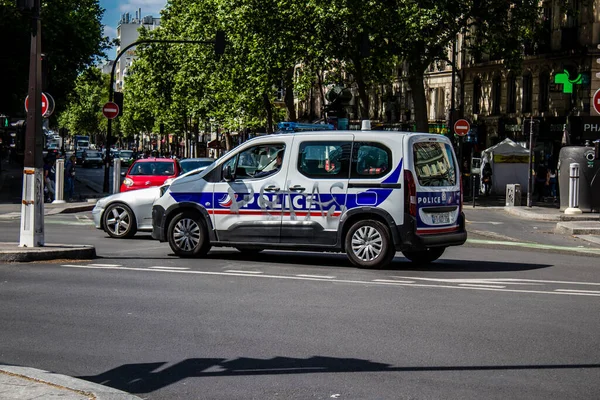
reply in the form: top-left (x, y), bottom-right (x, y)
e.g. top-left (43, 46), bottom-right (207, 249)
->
top-left (554, 70), bottom-right (583, 94)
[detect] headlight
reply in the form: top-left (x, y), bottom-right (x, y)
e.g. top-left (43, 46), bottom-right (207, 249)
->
top-left (123, 178), bottom-right (134, 187)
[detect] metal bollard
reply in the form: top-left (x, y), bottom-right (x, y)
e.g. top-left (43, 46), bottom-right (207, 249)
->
top-left (112, 157), bottom-right (121, 194)
top-left (564, 162), bottom-right (582, 215)
top-left (52, 158), bottom-right (66, 204)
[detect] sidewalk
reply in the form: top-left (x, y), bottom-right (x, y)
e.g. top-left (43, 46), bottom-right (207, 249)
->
top-left (0, 365), bottom-right (141, 400)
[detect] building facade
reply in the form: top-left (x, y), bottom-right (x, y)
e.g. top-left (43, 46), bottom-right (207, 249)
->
top-left (115, 9), bottom-right (161, 91)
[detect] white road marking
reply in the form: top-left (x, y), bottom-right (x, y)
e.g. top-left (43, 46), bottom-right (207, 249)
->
top-left (296, 274), bottom-right (335, 279)
top-left (372, 279), bottom-right (415, 284)
top-left (225, 270), bottom-right (263, 274)
top-left (459, 283), bottom-right (506, 289)
top-left (555, 289), bottom-right (600, 294)
top-left (149, 266), bottom-right (190, 270)
top-left (466, 221), bottom-right (504, 225)
top-left (88, 263), bottom-right (121, 267)
top-left (57, 264), bottom-right (600, 297)
top-left (488, 278), bottom-right (600, 286)
top-left (391, 276), bottom-right (540, 285)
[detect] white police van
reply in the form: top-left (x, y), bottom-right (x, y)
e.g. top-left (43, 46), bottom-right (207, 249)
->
top-left (152, 128), bottom-right (466, 268)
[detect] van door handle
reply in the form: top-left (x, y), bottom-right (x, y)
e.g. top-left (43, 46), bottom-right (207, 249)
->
top-left (264, 185), bottom-right (280, 192)
top-left (289, 185), bottom-right (305, 193)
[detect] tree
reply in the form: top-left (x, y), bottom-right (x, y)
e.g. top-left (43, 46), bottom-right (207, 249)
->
top-left (0, 0), bottom-right (111, 119)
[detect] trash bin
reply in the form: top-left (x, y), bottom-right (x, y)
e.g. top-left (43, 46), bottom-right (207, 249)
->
top-left (558, 146), bottom-right (600, 212)
top-left (506, 184), bottom-right (522, 206)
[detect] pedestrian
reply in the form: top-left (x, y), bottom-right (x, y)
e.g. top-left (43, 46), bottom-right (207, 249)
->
top-left (547, 167), bottom-right (557, 201)
top-left (43, 157), bottom-right (56, 202)
top-left (535, 163), bottom-right (548, 202)
top-left (482, 162), bottom-right (492, 196)
top-left (65, 155), bottom-right (76, 202)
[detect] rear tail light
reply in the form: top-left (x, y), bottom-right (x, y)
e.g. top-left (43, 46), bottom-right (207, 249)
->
top-left (404, 170), bottom-right (417, 217)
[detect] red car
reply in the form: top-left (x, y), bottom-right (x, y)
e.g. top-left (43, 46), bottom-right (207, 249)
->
top-left (120, 158), bottom-right (180, 193)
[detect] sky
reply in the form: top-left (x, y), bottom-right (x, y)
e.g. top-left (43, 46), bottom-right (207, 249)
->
top-left (100, 0), bottom-right (166, 57)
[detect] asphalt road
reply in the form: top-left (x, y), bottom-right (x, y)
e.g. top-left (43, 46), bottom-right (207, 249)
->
top-left (0, 214), bottom-right (599, 399)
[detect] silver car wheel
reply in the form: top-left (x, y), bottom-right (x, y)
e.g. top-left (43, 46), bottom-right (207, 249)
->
top-left (351, 226), bottom-right (383, 262)
top-left (106, 206), bottom-right (131, 237)
top-left (172, 218), bottom-right (201, 252)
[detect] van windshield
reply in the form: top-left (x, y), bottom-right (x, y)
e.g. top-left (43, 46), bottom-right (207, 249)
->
top-left (413, 142), bottom-right (457, 187)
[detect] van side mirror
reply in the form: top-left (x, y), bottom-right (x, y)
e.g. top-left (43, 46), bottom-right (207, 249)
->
top-left (223, 165), bottom-right (234, 181)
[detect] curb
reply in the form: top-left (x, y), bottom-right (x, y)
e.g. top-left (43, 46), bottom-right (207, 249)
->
top-left (555, 221), bottom-right (600, 235)
top-left (0, 243), bottom-right (96, 262)
top-left (503, 206), bottom-right (599, 222)
top-left (0, 365), bottom-right (142, 400)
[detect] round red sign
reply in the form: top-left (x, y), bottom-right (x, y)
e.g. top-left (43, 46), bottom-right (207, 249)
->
top-left (453, 119), bottom-right (470, 136)
top-left (24, 93), bottom-right (49, 116)
top-left (102, 102), bottom-right (120, 119)
top-left (593, 88), bottom-right (600, 115)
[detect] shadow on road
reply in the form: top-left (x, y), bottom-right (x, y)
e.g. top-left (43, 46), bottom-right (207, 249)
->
top-left (78, 356), bottom-right (600, 394)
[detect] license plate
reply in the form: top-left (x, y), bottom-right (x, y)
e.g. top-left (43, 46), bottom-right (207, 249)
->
top-left (431, 212), bottom-right (450, 224)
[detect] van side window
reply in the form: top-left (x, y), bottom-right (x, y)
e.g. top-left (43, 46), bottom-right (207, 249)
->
top-left (220, 143), bottom-right (285, 181)
top-left (351, 142), bottom-right (391, 178)
top-left (297, 141), bottom-right (351, 179)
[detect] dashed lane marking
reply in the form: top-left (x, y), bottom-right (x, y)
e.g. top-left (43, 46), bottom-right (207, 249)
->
top-left (555, 289), bottom-right (600, 294)
top-left (296, 274), bottom-right (336, 279)
top-left (149, 266), bottom-right (190, 270)
top-left (88, 263), bottom-right (121, 267)
top-left (372, 279), bottom-right (416, 284)
top-left (467, 239), bottom-right (600, 254)
top-left (58, 264), bottom-right (600, 298)
top-left (224, 270), bottom-right (263, 274)
top-left (459, 283), bottom-right (506, 289)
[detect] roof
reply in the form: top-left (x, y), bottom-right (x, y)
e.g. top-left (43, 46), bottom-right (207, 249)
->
top-left (482, 138), bottom-right (529, 156)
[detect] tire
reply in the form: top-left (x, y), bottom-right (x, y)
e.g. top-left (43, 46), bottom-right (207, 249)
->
top-left (167, 211), bottom-right (211, 258)
top-left (103, 203), bottom-right (137, 239)
top-left (402, 247), bottom-right (445, 264)
top-left (235, 247), bottom-right (264, 254)
top-left (344, 219), bottom-right (395, 269)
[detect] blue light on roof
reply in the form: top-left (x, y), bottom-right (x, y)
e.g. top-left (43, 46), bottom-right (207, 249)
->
top-left (276, 122), bottom-right (335, 133)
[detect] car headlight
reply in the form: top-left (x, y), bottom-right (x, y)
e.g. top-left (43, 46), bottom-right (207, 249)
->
top-left (123, 178), bottom-right (134, 187)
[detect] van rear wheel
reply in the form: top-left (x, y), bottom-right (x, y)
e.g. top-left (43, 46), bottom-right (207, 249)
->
top-left (402, 247), bottom-right (445, 264)
top-left (345, 220), bottom-right (395, 269)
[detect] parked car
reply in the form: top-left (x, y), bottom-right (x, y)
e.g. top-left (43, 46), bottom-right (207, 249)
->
top-left (120, 158), bottom-right (180, 193)
top-left (92, 166), bottom-right (209, 238)
top-left (81, 150), bottom-right (104, 168)
top-left (118, 150), bottom-right (135, 167)
top-left (153, 127), bottom-right (466, 268)
top-left (179, 157), bottom-right (215, 174)
top-left (75, 150), bottom-right (84, 165)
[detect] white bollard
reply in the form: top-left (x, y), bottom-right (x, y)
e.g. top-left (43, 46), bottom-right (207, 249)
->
top-left (52, 158), bottom-right (66, 204)
top-left (112, 157), bottom-right (121, 194)
top-left (564, 162), bottom-right (582, 215)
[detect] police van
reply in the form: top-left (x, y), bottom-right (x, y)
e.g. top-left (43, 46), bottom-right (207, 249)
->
top-left (152, 127), bottom-right (466, 268)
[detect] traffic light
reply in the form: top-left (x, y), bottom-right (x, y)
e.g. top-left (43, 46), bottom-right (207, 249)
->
top-left (113, 92), bottom-right (124, 116)
top-left (215, 30), bottom-right (226, 57)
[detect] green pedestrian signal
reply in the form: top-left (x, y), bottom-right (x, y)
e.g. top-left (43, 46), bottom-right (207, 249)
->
top-left (554, 69), bottom-right (583, 94)
top-left (0, 115), bottom-right (8, 128)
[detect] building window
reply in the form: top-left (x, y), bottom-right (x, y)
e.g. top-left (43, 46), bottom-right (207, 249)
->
top-left (522, 72), bottom-right (533, 113)
top-left (539, 71), bottom-right (550, 112)
top-left (492, 75), bottom-right (501, 115)
top-left (473, 78), bottom-right (482, 115)
top-left (507, 74), bottom-right (517, 114)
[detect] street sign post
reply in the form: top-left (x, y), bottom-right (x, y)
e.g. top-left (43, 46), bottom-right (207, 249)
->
top-left (454, 119), bottom-right (470, 136)
top-left (102, 102), bottom-right (119, 119)
top-left (592, 88), bottom-right (600, 115)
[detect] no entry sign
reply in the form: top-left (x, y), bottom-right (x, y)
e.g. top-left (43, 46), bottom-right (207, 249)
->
top-left (102, 102), bottom-right (120, 119)
top-left (593, 88), bottom-right (600, 115)
top-left (453, 119), bottom-right (470, 136)
top-left (24, 92), bottom-right (49, 116)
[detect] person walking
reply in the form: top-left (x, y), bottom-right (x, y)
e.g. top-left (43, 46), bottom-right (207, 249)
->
top-left (43, 157), bottom-right (56, 202)
top-left (535, 163), bottom-right (548, 202)
top-left (482, 162), bottom-right (493, 196)
top-left (547, 167), bottom-right (558, 201)
top-left (64, 155), bottom-right (76, 202)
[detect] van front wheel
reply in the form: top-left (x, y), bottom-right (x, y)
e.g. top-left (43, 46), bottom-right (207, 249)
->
top-left (402, 247), bottom-right (445, 264)
top-left (167, 211), bottom-right (211, 258)
top-left (345, 220), bottom-right (395, 269)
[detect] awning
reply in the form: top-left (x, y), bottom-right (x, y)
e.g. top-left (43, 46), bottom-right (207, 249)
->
top-left (207, 139), bottom-right (223, 149)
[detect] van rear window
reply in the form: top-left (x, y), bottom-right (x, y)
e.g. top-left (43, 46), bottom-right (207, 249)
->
top-left (413, 142), bottom-right (457, 186)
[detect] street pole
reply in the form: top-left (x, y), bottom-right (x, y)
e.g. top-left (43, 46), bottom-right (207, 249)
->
top-left (526, 116), bottom-right (534, 208)
top-left (19, 0), bottom-right (44, 247)
top-left (103, 37), bottom-right (223, 193)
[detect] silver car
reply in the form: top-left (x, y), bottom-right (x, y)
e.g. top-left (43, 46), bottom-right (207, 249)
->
top-left (92, 166), bottom-right (208, 238)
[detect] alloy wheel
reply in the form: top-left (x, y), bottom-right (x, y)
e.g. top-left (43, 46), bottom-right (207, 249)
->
top-left (351, 226), bottom-right (383, 262)
top-left (172, 218), bottom-right (201, 252)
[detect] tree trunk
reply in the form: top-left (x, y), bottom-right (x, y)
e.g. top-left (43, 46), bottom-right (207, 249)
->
top-left (354, 60), bottom-right (369, 119)
top-left (284, 67), bottom-right (296, 122)
top-left (263, 92), bottom-right (273, 134)
top-left (224, 131), bottom-right (232, 151)
top-left (408, 66), bottom-right (429, 133)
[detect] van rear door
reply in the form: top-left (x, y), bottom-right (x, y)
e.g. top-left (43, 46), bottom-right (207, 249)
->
top-left (408, 136), bottom-right (461, 235)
